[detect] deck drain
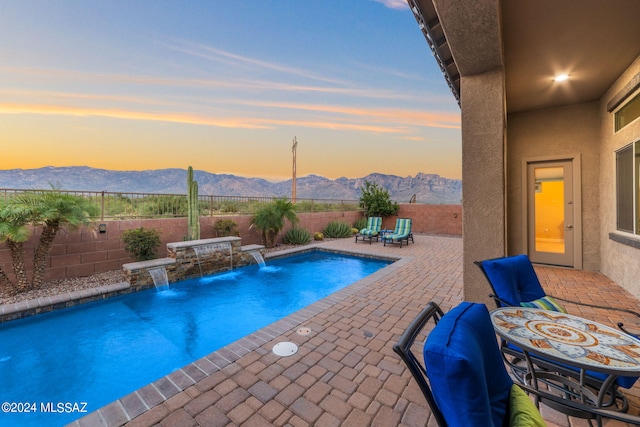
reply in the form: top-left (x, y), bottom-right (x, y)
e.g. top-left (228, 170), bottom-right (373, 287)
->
top-left (273, 342), bottom-right (298, 357)
top-left (363, 330), bottom-right (374, 338)
top-left (296, 327), bottom-right (311, 336)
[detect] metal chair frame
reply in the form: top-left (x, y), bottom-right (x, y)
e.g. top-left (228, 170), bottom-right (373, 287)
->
top-left (394, 301), bottom-right (640, 427)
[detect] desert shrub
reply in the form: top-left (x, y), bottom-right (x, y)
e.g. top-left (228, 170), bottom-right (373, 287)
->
top-left (353, 217), bottom-right (367, 230)
top-left (322, 221), bottom-right (353, 238)
top-left (213, 219), bottom-right (238, 237)
top-left (313, 232), bottom-right (324, 241)
top-left (282, 227), bottom-right (312, 245)
top-left (122, 227), bottom-right (162, 261)
top-left (139, 195), bottom-right (188, 217)
top-left (219, 201), bottom-right (240, 213)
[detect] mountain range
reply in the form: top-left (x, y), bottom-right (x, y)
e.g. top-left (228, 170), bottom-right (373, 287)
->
top-left (0, 167), bottom-right (462, 204)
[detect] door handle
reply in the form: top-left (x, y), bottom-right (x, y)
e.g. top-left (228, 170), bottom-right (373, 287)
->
top-left (566, 225), bottom-right (573, 229)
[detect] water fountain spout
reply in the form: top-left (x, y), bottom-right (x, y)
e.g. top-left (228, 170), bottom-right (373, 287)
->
top-left (148, 267), bottom-right (170, 292)
top-left (249, 251), bottom-right (266, 268)
top-left (194, 243), bottom-right (233, 277)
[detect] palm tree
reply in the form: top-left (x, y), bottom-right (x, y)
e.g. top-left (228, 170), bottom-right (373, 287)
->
top-left (0, 199), bottom-right (33, 294)
top-left (250, 198), bottom-right (298, 248)
top-left (0, 191), bottom-right (98, 295)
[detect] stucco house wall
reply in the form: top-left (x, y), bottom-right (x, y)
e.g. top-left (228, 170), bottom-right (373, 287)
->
top-left (507, 102), bottom-right (601, 271)
top-left (599, 55), bottom-right (640, 297)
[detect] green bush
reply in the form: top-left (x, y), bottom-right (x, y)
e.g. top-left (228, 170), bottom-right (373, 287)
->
top-left (359, 180), bottom-right (400, 217)
top-left (282, 227), bottom-right (312, 245)
top-left (213, 219), bottom-right (238, 237)
top-left (322, 221), bottom-right (353, 238)
top-left (219, 201), bottom-right (240, 213)
top-left (122, 227), bottom-right (162, 261)
top-left (353, 217), bottom-right (367, 230)
top-left (250, 198), bottom-right (298, 248)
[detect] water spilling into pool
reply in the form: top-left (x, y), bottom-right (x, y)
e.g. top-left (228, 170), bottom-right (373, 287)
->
top-left (148, 266), bottom-right (169, 291)
top-left (0, 250), bottom-right (391, 426)
top-left (249, 250), bottom-right (266, 267)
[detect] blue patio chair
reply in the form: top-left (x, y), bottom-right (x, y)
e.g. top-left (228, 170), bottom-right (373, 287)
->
top-left (394, 301), bottom-right (544, 426)
top-left (393, 301), bottom-right (640, 427)
top-left (475, 254), bottom-right (640, 398)
top-left (355, 216), bottom-right (382, 244)
top-left (382, 218), bottom-right (414, 247)
top-left (475, 254), bottom-right (640, 338)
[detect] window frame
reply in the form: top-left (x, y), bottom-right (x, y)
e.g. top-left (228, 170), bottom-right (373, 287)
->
top-left (615, 140), bottom-right (640, 234)
top-left (615, 88), bottom-right (640, 132)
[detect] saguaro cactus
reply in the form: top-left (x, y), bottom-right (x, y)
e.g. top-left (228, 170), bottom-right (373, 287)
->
top-left (187, 166), bottom-right (200, 240)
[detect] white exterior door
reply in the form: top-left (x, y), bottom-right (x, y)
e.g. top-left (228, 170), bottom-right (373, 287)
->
top-left (526, 159), bottom-right (578, 267)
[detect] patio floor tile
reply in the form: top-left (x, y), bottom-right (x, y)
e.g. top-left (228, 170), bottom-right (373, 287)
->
top-left (66, 235), bottom-right (640, 426)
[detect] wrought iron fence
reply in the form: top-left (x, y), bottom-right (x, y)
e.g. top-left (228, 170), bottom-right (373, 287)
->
top-left (0, 189), bottom-right (361, 220)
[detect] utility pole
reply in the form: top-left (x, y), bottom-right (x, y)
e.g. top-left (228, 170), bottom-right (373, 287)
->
top-left (292, 137), bottom-right (298, 204)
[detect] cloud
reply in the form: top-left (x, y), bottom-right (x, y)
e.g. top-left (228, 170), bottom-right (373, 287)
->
top-left (166, 41), bottom-right (346, 86)
top-left (0, 66), bottom-right (421, 102)
top-left (0, 103), bottom-right (272, 129)
top-left (0, 102), bottom-right (413, 134)
top-left (241, 101), bottom-right (460, 130)
top-left (373, 0), bottom-right (409, 10)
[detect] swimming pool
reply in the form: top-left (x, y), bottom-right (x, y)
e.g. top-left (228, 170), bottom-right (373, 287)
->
top-left (0, 249), bottom-right (392, 426)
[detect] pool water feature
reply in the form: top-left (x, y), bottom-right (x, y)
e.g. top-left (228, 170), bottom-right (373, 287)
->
top-left (148, 266), bottom-right (169, 291)
top-left (0, 250), bottom-right (391, 426)
top-left (249, 250), bottom-right (266, 267)
top-left (193, 242), bottom-right (233, 276)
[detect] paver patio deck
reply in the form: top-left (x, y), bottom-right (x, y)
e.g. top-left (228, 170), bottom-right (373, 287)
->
top-left (70, 235), bottom-right (640, 427)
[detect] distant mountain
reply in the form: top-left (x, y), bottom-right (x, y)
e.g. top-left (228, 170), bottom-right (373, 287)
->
top-left (0, 167), bottom-right (462, 204)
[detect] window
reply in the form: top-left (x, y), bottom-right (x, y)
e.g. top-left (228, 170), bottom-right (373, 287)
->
top-left (615, 91), bottom-right (640, 132)
top-left (616, 141), bottom-right (640, 233)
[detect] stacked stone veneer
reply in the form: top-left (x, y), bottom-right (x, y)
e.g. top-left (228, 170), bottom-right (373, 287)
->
top-left (123, 237), bottom-right (265, 289)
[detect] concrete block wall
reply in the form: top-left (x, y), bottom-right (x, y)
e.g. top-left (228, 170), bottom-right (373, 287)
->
top-left (392, 204), bottom-right (462, 235)
top-left (0, 204), bottom-right (461, 284)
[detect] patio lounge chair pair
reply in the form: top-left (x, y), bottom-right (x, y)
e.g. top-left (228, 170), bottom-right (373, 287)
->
top-left (394, 301), bottom-right (640, 426)
top-left (355, 216), bottom-right (382, 244)
top-left (382, 218), bottom-right (413, 247)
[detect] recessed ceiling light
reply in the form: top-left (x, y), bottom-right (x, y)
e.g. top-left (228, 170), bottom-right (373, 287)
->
top-left (553, 74), bottom-right (569, 82)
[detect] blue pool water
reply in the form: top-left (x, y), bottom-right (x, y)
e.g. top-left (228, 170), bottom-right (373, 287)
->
top-left (0, 250), bottom-right (391, 426)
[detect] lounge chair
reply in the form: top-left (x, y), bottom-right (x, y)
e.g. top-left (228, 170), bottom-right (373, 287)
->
top-left (382, 218), bottom-right (413, 247)
top-left (355, 216), bottom-right (382, 244)
top-left (394, 301), bottom-right (640, 426)
top-left (475, 254), bottom-right (640, 405)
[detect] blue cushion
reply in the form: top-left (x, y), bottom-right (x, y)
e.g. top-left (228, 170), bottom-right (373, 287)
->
top-left (424, 302), bottom-right (513, 427)
top-left (480, 255), bottom-right (545, 306)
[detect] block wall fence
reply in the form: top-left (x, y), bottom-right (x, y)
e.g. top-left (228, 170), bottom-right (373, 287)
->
top-left (0, 204), bottom-right (461, 283)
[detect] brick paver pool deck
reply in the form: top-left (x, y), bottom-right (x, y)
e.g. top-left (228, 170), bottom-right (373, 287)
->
top-left (70, 235), bottom-right (640, 427)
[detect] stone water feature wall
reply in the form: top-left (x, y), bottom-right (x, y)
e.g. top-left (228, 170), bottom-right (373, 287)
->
top-left (123, 236), bottom-right (265, 289)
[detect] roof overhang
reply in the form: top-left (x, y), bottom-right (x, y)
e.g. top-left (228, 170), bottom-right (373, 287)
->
top-left (409, 0), bottom-right (640, 114)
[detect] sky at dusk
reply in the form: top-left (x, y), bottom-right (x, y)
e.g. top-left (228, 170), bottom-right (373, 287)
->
top-left (0, 0), bottom-right (461, 181)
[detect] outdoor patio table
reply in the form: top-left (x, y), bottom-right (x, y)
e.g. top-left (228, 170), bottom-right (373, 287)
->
top-left (490, 307), bottom-right (640, 422)
top-left (379, 229), bottom-right (393, 238)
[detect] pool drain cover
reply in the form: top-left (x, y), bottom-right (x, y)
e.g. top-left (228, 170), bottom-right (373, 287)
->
top-left (273, 342), bottom-right (298, 356)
